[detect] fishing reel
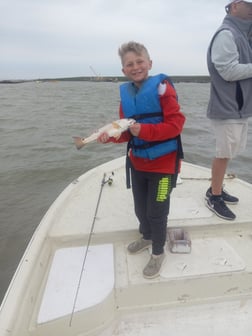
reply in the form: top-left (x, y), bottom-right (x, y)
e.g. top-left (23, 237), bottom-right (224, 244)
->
top-left (103, 172), bottom-right (114, 186)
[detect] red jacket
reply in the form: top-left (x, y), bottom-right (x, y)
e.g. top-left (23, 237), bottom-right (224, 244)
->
top-left (110, 80), bottom-right (185, 174)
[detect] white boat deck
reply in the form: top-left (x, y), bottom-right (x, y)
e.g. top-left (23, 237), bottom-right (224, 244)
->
top-left (1, 157), bottom-right (252, 336)
top-left (48, 159), bottom-right (252, 239)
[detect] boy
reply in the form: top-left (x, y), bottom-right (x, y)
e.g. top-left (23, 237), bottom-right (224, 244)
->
top-left (99, 41), bottom-right (185, 278)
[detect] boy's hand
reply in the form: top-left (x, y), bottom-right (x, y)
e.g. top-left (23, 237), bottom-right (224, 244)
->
top-left (129, 123), bottom-right (141, 136)
top-left (97, 132), bottom-right (109, 143)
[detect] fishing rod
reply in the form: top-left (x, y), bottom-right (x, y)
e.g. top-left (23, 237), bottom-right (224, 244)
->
top-left (69, 172), bottom-right (114, 326)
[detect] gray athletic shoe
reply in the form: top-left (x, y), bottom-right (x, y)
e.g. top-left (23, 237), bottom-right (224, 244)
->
top-left (127, 238), bottom-right (152, 254)
top-left (143, 253), bottom-right (165, 279)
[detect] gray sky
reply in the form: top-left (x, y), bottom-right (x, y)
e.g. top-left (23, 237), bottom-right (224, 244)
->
top-left (1, 0), bottom-right (228, 79)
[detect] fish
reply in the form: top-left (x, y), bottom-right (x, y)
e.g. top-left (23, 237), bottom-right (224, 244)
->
top-left (73, 118), bottom-right (135, 150)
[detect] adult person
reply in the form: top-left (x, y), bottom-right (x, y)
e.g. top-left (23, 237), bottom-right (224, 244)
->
top-left (205, 0), bottom-right (252, 220)
top-left (98, 41), bottom-right (185, 278)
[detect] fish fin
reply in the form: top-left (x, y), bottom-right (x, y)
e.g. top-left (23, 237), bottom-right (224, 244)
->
top-left (73, 136), bottom-right (85, 150)
top-left (114, 134), bottom-right (121, 140)
top-left (112, 121), bottom-right (121, 129)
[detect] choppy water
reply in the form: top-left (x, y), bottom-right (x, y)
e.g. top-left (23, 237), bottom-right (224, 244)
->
top-left (1, 81), bottom-right (252, 303)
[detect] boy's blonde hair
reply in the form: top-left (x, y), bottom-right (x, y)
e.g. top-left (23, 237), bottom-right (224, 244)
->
top-left (118, 41), bottom-right (150, 64)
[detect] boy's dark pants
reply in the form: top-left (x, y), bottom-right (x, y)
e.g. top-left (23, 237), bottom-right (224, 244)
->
top-left (131, 167), bottom-right (174, 255)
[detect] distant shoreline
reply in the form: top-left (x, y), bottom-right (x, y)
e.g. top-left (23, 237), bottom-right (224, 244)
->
top-left (0, 75), bottom-right (210, 84)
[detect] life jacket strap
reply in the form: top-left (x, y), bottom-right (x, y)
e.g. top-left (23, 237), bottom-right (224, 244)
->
top-left (125, 141), bottom-right (132, 189)
top-left (130, 112), bottom-right (163, 121)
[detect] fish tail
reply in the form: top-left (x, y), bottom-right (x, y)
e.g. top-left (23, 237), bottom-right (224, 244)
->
top-left (73, 136), bottom-right (86, 150)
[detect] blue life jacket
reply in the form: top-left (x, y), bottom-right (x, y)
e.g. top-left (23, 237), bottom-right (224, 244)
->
top-left (120, 74), bottom-right (178, 160)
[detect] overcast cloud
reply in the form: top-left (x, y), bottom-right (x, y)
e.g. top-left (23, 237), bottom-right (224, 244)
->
top-left (0, 0), bottom-right (228, 79)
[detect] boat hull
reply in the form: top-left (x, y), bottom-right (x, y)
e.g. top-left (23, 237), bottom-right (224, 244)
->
top-left (1, 156), bottom-right (252, 335)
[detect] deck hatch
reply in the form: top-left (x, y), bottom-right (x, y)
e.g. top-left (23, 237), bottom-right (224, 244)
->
top-left (37, 244), bottom-right (114, 324)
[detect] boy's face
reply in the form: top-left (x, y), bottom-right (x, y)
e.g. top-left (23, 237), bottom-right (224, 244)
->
top-left (121, 51), bottom-right (152, 87)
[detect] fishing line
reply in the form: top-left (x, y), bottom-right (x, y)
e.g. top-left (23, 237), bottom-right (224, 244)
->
top-left (69, 172), bottom-right (113, 326)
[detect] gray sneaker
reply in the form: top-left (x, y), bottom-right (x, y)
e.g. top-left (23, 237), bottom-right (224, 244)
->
top-left (143, 253), bottom-right (166, 279)
top-left (127, 238), bottom-right (152, 254)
